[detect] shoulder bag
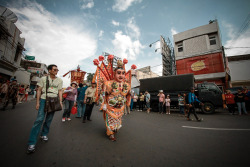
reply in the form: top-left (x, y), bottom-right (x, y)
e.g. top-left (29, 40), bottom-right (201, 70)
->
top-left (45, 76), bottom-right (62, 112)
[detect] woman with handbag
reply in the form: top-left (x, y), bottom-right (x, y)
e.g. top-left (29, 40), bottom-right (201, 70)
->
top-left (62, 81), bottom-right (78, 122)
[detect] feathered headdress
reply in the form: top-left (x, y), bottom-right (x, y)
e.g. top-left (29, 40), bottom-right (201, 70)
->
top-left (92, 55), bottom-right (137, 94)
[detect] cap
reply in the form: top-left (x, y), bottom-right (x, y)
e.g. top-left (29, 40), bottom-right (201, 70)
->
top-left (71, 81), bottom-right (78, 86)
top-left (159, 90), bottom-right (163, 93)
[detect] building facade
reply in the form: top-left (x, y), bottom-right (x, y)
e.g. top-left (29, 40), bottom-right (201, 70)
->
top-left (136, 66), bottom-right (159, 80)
top-left (20, 59), bottom-right (48, 90)
top-left (173, 20), bottom-right (230, 90)
top-left (0, 6), bottom-right (25, 82)
top-left (227, 54), bottom-right (250, 87)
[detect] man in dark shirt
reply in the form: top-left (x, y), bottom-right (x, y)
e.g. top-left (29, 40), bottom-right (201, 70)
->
top-left (235, 89), bottom-right (248, 115)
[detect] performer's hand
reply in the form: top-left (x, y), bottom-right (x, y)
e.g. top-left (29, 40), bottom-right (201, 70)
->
top-left (189, 104), bottom-right (192, 107)
top-left (36, 103), bottom-right (40, 110)
top-left (84, 100), bottom-right (86, 104)
top-left (103, 104), bottom-right (107, 111)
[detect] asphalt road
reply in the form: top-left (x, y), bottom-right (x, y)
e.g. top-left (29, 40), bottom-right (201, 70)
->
top-left (0, 100), bottom-right (250, 167)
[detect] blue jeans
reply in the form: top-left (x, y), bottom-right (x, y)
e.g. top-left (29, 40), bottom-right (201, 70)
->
top-left (63, 99), bottom-right (74, 118)
top-left (179, 105), bottom-right (184, 114)
top-left (28, 99), bottom-right (55, 145)
top-left (130, 99), bottom-right (133, 110)
top-left (237, 102), bottom-right (247, 115)
top-left (77, 100), bottom-right (86, 117)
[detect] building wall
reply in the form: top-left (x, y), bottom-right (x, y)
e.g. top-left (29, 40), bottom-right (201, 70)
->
top-left (15, 69), bottom-right (31, 85)
top-left (174, 22), bottom-right (222, 61)
top-left (176, 52), bottom-right (225, 75)
top-left (228, 59), bottom-right (250, 86)
top-left (136, 70), bottom-right (159, 80)
top-left (0, 14), bottom-right (25, 82)
top-left (173, 21), bottom-right (228, 89)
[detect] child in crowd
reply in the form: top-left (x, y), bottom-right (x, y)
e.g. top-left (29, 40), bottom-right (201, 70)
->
top-left (164, 95), bottom-right (171, 114)
top-left (178, 93), bottom-right (185, 115)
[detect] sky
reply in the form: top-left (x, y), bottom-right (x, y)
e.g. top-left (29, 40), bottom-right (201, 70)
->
top-left (0, 0), bottom-right (249, 87)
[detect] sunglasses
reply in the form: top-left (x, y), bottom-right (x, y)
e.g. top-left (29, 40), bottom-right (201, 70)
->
top-left (53, 69), bottom-right (59, 72)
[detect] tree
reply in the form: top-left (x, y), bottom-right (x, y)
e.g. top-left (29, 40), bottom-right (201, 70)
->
top-left (87, 73), bottom-right (95, 83)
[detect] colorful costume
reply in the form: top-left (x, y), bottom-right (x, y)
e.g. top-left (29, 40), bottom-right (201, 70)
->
top-left (93, 55), bottom-right (137, 140)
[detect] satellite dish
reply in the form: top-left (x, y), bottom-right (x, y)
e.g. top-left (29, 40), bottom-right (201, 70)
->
top-left (0, 5), bottom-right (17, 23)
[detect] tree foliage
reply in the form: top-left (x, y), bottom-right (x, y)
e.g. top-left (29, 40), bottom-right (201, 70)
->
top-left (87, 73), bottom-right (95, 83)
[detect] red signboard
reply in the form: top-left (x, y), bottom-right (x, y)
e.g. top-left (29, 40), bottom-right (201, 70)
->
top-left (176, 52), bottom-right (225, 75)
top-left (71, 71), bottom-right (85, 84)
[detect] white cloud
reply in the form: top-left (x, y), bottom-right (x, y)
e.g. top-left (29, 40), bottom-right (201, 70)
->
top-left (171, 27), bottom-right (178, 36)
top-left (154, 41), bottom-right (161, 52)
top-left (222, 21), bottom-right (236, 39)
top-left (80, 0), bottom-right (94, 9)
top-left (112, 0), bottom-right (142, 12)
top-left (111, 20), bottom-right (120, 26)
top-left (223, 22), bottom-right (250, 56)
top-left (111, 17), bottom-right (144, 60)
top-left (112, 31), bottom-right (143, 60)
top-left (127, 17), bottom-right (140, 39)
top-left (98, 30), bottom-right (104, 38)
top-left (10, 1), bottom-right (97, 87)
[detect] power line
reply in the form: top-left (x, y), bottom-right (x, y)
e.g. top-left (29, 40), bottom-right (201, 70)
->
top-left (230, 13), bottom-right (250, 45)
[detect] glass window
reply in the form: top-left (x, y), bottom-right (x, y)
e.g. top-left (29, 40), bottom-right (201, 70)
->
top-left (177, 43), bottom-right (183, 52)
top-left (209, 36), bottom-right (216, 45)
top-left (200, 84), bottom-right (221, 94)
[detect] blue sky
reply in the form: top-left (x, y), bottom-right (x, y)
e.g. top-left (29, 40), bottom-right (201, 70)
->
top-left (1, 0), bottom-right (249, 86)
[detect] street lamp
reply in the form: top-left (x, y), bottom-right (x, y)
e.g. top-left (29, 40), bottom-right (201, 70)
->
top-left (155, 48), bottom-right (161, 52)
top-left (149, 40), bottom-right (160, 47)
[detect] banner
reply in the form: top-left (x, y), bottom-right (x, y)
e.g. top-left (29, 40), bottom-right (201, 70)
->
top-left (71, 71), bottom-right (86, 84)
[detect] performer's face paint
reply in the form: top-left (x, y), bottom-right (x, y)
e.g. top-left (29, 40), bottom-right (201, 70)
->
top-left (115, 69), bottom-right (125, 82)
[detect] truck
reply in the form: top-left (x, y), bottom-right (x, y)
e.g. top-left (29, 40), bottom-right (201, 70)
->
top-left (139, 74), bottom-right (223, 114)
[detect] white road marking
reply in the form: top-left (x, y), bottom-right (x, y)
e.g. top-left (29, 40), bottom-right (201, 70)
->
top-left (182, 126), bottom-right (250, 131)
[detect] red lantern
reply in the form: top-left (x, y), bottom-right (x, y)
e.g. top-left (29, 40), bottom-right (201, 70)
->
top-left (93, 59), bottom-right (99, 66)
top-left (108, 54), bottom-right (114, 60)
top-left (131, 64), bottom-right (137, 69)
top-left (99, 55), bottom-right (104, 61)
top-left (123, 58), bottom-right (128, 64)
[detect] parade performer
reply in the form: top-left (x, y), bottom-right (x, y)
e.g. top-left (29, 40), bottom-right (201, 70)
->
top-left (93, 55), bottom-right (136, 141)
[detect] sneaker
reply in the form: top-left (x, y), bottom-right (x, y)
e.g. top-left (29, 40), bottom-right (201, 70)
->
top-left (40, 136), bottom-right (48, 142)
top-left (187, 118), bottom-right (192, 121)
top-left (62, 118), bottom-right (66, 122)
top-left (197, 118), bottom-right (203, 122)
top-left (27, 145), bottom-right (35, 154)
top-left (66, 118), bottom-right (71, 121)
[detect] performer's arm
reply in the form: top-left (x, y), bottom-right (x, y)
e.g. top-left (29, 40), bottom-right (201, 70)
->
top-left (126, 90), bottom-right (131, 107)
top-left (101, 83), bottom-right (107, 111)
